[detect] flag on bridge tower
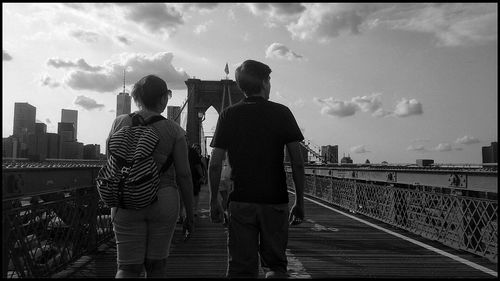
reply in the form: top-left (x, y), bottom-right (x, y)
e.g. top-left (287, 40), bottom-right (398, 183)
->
top-left (224, 63), bottom-right (229, 77)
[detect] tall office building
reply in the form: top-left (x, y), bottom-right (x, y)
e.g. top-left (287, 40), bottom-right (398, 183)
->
top-left (167, 106), bottom-right (181, 124)
top-left (482, 142), bottom-right (498, 163)
top-left (13, 102), bottom-right (36, 139)
top-left (58, 122), bottom-right (76, 142)
top-left (117, 92), bottom-right (131, 117)
top-left (61, 109), bottom-right (78, 141)
top-left (321, 145), bottom-right (338, 164)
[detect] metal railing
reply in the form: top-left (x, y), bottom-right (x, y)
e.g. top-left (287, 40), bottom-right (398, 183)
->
top-left (2, 186), bottom-right (113, 278)
top-left (286, 172), bottom-right (497, 263)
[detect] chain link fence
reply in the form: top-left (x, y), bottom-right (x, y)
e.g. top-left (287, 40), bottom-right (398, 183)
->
top-left (287, 172), bottom-right (497, 263)
top-left (2, 186), bottom-right (113, 278)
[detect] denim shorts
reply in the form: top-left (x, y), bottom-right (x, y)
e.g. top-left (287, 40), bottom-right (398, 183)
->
top-left (111, 186), bottom-right (179, 265)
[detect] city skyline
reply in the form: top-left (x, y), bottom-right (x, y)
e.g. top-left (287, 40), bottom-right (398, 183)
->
top-left (3, 3), bottom-right (498, 164)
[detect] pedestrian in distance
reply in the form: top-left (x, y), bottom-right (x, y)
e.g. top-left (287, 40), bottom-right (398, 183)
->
top-left (208, 59), bottom-right (305, 278)
top-left (188, 143), bottom-right (205, 216)
top-left (107, 74), bottom-right (194, 278)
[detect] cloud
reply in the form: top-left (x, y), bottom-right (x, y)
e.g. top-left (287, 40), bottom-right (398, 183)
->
top-left (116, 35), bottom-right (132, 46)
top-left (121, 3), bottom-right (184, 37)
top-left (62, 52), bottom-right (190, 92)
top-left (69, 29), bottom-right (100, 43)
top-left (287, 3), bottom-right (385, 42)
top-left (351, 145), bottom-right (370, 154)
top-left (314, 93), bottom-right (408, 118)
top-left (314, 97), bottom-right (358, 117)
top-left (265, 43), bottom-right (304, 60)
top-left (254, 3), bottom-right (497, 47)
top-left (407, 144), bottom-right (428, 152)
top-left (47, 58), bottom-right (103, 72)
top-left (3, 50), bottom-right (13, 61)
top-left (74, 95), bottom-right (105, 111)
top-left (384, 3), bottom-right (497, 47)
top-left (246, 3), bottom-right (306, 23)
top-left (455, 135), bottom-right (480, 145)
top-left (45, 118), bottom-right (52, 124)
top-left (393, 98), bottom-right (423, 117)
top-left (39, 74), bottom-right (61, 88)
top-left (434, 143), bottom-right (453, 152)
top-left (194, 20), bottom-right (213, 34)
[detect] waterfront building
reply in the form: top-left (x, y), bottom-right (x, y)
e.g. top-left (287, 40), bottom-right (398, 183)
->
top-left (482, 142), bottom-right (498, 163)
top-left (321, 145), bottom-right (338, 164)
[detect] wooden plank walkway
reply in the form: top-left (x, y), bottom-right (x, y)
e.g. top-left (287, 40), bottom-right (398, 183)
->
top-left (54, 185), bottom-right (497, 278)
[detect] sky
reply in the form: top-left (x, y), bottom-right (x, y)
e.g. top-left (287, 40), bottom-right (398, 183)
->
top-left (2, 3), bottom-right (498, 164)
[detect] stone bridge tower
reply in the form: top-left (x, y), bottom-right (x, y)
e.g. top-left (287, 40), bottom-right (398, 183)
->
top-left (184, 78), bottom-right (245, 146)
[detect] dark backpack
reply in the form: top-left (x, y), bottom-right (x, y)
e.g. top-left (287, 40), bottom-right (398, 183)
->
top-left (96, 113), bottom-right (173, 209)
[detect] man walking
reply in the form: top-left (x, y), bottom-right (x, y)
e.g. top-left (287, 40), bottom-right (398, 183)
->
top-left (208, 59), bottom-right (305, 278)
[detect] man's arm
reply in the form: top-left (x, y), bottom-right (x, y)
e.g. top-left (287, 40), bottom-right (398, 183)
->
top-left (285, 141), bottom-right (305, 224)
top-left (172, 136), bottom-right (194, 232)
top-left (208, 147), bottom-right (226, 223)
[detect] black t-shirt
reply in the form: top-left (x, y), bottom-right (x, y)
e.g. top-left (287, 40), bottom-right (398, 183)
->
top-left (210, 96), bottom-right (304, 204)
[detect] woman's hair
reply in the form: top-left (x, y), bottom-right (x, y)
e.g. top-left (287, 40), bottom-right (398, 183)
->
top-left (131, 75), bottom-right (171, 110)
top-left (235, 60), bottom-right (271, 96)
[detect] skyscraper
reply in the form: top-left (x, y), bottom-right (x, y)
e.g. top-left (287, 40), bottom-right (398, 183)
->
top-left (13, 102), bottom-right (36, 138)
top-left (58, 122), bottom-right (76, 142)
top-left (61, 109), bottom-right (78, 141)
top-left (117, 92), bottom-right (131, 117)
top-left (167, 106), bottom-right (181, 124)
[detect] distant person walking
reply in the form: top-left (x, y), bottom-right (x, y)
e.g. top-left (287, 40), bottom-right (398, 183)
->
top-left (107, 74), bottom-right (194, 278)
top-left (189, 143), bottom-right (204, 216)
top-left (208, 60), bottom-right (305, 278)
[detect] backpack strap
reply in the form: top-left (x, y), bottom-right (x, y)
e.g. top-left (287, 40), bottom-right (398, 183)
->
top-left (130, 113), bottom-right (172, 175)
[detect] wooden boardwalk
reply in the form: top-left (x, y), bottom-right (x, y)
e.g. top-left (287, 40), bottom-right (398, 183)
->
top-left (53, 185), bottom-right (497, 278)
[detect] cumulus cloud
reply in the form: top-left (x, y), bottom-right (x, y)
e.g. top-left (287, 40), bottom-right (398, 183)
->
top-left (244, 3), bottom-right (496, 47)
top-left (314, 97), bottom-right (358, 117)
top-left (121, 3), bottom-right (184, 37)
top-left (69, 29), bottom-right (100, 43)
top-left (434, 143), bottom-right (453, 152)
top-left (45, 118), bottom-right (52, 124)
top-left (393, 98), bottom-right (423, 117)
top-left (39, 74), bottom-right (61, 88)
top-left (407, 144), bottom-right (428, 152)
top-left (3, 50), bottom-right (13, 61)
top-left (246, 3), bottom-right (306, 23)
top-left (455, 135), bottom-right (480, 145)
top-left (194, 20), bottom-right (213, 34)
top-left (265, 43), bottom-right (304, 60)
top-left (61, 52), bottom-right (190, 93)
top-left (351, 145), bottom-right (370, 154)
top-left (314, 93), bottom-right (414, 118)
top-left (47, 58), bottom-right (103, 72)
top-left (74, 95), bottom-right (105, 111)
top-left (287, 3), bottom-right (385, 42)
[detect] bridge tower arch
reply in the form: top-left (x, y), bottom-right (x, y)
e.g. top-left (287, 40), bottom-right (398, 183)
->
top-left (184, 78), bottom-right (245, 147)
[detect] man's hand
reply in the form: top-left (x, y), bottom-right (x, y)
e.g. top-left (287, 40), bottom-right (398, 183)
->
top-left (289, 203), bottom-right (304, 226)
top-left (182, 216), bottom-right (194, 241)
top-left (209, 200), bottom-right (224, 223)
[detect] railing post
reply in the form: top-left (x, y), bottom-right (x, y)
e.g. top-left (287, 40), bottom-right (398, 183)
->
top-left (2, 207), bottom-right (9, 278)
top-left (87, 188), bottom-right (98, 253)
